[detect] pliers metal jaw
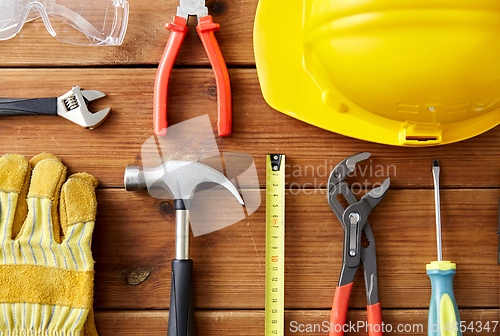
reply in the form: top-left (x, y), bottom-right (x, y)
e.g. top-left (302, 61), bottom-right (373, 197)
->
top-left (176, 0), bottom-right (208, 18)
top-left (327, 152), bottom-right (390, 336)
top-left (154, 0), bottom-right (231, 137)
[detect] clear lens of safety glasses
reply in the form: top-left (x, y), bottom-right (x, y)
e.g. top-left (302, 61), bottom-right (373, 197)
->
top-left (0, 0), bottom-right (129, 46)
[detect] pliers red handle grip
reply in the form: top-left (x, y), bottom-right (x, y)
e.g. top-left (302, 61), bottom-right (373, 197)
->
top-left (330, 283), bottom-right (383, 336)
top-left (153, 14), bottom-right (231, 137)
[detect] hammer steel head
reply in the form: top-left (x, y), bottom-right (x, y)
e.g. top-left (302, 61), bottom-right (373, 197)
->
top-left (56, 86), bottom-right (111, 129)
top-left (124, 160), bottom-right (244, 204)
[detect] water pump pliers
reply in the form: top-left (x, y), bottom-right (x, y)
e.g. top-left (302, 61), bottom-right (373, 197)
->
top-left (327, 152), bottom-right (390, 336)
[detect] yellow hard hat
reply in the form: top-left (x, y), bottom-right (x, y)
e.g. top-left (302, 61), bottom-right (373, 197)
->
top-left (254, 0), bottom-right (500, 146)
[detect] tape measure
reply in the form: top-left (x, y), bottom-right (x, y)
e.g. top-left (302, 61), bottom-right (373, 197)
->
top-left (265, 154), bottom-right (285, 336)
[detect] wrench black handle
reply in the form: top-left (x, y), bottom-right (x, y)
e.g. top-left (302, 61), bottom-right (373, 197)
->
top-left (168, 259), bottom-right (196, 336)
top-left (0, 97), bottom-right (57, 117)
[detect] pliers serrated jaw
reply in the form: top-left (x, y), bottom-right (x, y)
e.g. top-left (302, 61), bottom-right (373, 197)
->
top-left (328, 152), bottom-right (372, 215)
top-left (328, 152), bottom-right (371, 191)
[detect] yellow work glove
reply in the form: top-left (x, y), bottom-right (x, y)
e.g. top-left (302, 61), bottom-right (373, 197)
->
top-left (0, 153), bottom-right (99, 336)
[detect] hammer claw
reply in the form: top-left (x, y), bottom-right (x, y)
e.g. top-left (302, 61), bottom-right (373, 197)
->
top-left (221, 180), bottom-right (244, 205)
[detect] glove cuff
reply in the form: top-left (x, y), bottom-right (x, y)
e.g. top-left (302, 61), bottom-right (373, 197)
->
top-left (0, 303), bottom-right (89, 335)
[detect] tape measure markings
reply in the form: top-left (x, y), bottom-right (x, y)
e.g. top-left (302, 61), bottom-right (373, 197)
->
top-left (266, 154), bottom-right (285, 336)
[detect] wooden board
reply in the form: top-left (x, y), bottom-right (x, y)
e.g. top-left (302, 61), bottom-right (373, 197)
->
top-left (94, 310), bottom-right (500, 336)
top-left (0, 68), bottom-right (499, 189)
top-left (92, 189), bottom-right (499, 310)
top-left (0, 0), bottom-right (257, 66)
top-left (0, 0), bottom-right (499, 334)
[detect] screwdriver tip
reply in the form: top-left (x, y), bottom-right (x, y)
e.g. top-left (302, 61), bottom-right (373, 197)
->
top-left (433, 159), bottom-right (439, 167)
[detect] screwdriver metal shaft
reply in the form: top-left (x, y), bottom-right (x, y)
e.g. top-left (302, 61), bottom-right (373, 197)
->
top-left (432, 160), bottom-right (442, 261)
top-left (427, 160), bottom-right (462, 336)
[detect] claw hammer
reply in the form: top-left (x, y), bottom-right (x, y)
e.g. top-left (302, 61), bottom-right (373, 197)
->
top-left (124, 160), bottom-right (244, 336)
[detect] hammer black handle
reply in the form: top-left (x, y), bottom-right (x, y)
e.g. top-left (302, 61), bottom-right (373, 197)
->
top-left (168, 259), bottom-right (196, 336)
top-left (0, 97), bottom-right (57, 117)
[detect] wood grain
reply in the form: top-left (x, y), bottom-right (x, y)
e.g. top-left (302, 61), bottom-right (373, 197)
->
top-left (94, 310), bottom-right (500, 336)
top-left (1, 0), bottom-right (499, 331)
top-left (92, 188), bottom-right (499, 310)
top-left (0, 0), bottom-right (256, 67)
top-left (0, 68), bottom-right (499, 189)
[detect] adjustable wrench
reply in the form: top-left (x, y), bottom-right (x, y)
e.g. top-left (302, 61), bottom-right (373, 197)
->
top-left (0, 86), bottom-right (111, 129)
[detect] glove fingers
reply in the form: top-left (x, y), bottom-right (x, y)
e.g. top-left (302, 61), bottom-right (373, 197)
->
top-left (11, 163), bottom-right (32, 239)
top-left (18, 156), bottom-right (66, 243)
top-left (29, 153), bottom-right (61, 167)
top-left (27, 154), bottom-right (66, 201)
top-left (29, 154), bottom-right (64, 243)
top-left (0, 154), bottom-right (99, 336)
top-left (14, 154), bottom-right (62, 240)
top-left (59, 172), bottom-right (98, 243)
top-left (0, 154), bottom-right (30, 242)
top-left (8, 154), bottom-right (64, 240)
top-left (0, 154), bottom-right (30, 193)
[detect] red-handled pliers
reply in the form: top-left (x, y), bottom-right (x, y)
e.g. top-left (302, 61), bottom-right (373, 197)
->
top-left (327, 153), bottom-right (390, 336)
top-left (154, 0), bottom-right (231, 137)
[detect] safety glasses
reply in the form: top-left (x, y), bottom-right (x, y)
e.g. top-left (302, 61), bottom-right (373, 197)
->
top-left (0, 0), bottom-right (129, 46)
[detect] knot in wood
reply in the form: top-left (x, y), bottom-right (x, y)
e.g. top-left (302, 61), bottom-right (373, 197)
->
top-left (125, 266), bottom-right (152, 286)
top-left (207, 85), bottom-right (217, 98)
top-left (158, 200), bottom-right (174, 215)
top-left (207, 0), bottom-right (229, 15)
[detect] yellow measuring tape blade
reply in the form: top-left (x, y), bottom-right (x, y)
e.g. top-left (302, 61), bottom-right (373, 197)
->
top-left (265, 154), bottom-right (285, 336)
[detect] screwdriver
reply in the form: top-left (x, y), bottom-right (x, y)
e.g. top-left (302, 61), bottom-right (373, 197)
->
top-left (427, 160), bottom-right (462, 336)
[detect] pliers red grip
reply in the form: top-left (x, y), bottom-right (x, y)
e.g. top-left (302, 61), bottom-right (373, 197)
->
top-left (327, 153), bottom-right (390, 336)
top-left (154, 1), bottom-right (231, 137)
top-left (330, 283), bottom-right (383, 336)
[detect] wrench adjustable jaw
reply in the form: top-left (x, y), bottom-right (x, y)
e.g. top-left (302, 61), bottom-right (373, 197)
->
top-left (56, 86), bottom-right (111, 129)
